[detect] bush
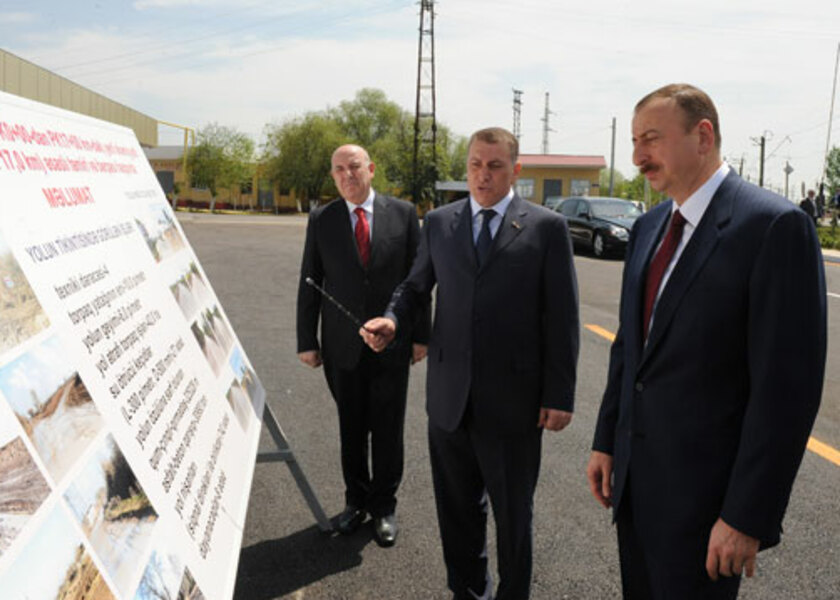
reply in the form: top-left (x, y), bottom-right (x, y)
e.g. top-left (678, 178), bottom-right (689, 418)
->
top-left (817, 225), bottom-right (840, 250)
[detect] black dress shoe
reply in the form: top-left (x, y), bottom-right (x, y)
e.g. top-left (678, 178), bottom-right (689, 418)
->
top-left (336, 505), bottom-right (365, 535)
top-left (372, 514), bottom-right (397, 547)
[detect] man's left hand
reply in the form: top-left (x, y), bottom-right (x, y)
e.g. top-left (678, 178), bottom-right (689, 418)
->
top-left (705, 518), bottom-right (760, 581)
top-left (411, 343), bottom-right (427, 364)
top-left (538, 408), bottom-right (572, 431)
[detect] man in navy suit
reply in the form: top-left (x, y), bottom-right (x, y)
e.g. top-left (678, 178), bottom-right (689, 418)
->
top-left (587, 84), bottom-right (826, 599)
top-left (362, 127), bottom-right (579, 599)
top-left (297, 144), bottom-right (430, 546)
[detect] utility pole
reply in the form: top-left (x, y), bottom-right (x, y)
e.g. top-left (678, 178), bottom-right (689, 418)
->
top-left (512, 89), bottom-right (523, 144)
top-left (759, 136), bottom-right (765, 188)
top-left (784, 161), bottom-right (794, 200)
top-left (608, 117), bottom-right (616, 196)
top-left (413, 0), bottom-right (437, 206)
top-left (751, 133), bottom-right (769, 188)
top-left (541, 92), bottom-right (555, 154)
top-left (822, 42), bottom-right (840, 189)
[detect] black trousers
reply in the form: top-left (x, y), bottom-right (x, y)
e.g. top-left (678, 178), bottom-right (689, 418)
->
top-left (428, 402), bottom-right (542, 600)
top-left (323, 350), bottom-right (409, 517)
top-left (616, 477), bottom-right (742, 600)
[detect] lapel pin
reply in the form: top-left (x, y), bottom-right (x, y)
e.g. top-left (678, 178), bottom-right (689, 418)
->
top-left (511, 221), bottom-right (521, 230)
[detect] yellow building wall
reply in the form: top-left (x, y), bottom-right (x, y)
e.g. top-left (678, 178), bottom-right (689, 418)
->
top-left (147, 157), bottom-right (299, 211)
top-left (517, 166), bottom-right (601, 204)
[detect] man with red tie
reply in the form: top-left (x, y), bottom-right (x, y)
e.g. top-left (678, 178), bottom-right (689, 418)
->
top-left (586, 84), bottom-right (827, 599)
top-left (297, 144), bottom-right (430, 546)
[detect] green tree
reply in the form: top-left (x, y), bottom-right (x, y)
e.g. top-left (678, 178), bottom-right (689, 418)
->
top-left (826, 146), bottom-right (840, 195)
top-left (611, 171), bottom-right (666, 208)
top-left (262, 88), bottom-right (468, 210)
top-left (599, 168), bottom-right (626, 196)
top-left (262, 113), bottom-right (345, 212)
top-left (188, 123), bottom-right (255, 211)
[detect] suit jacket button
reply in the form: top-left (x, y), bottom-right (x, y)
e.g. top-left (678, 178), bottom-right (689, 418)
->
top-left (635, 382), bottom-right (644, 392)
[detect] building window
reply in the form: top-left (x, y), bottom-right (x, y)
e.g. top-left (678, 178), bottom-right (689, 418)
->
top-left (570, 179), bottom-right (591, 196)
top-left (515, 178), bottom-right (535, 199)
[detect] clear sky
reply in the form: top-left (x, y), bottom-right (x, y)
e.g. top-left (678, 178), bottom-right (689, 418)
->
top-left (2, 0), bottom-right (839, 197)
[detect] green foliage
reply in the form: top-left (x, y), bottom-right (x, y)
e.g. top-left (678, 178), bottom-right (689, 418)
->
top-left (262, 113), bottom-right (346, 210)
top-left (817, 223), bottom-right (840, 250)
top-left (598, 168), bottom-right (625, 195)
top-left (608, 171), bottom-right (666, 207)
top-left (261, 88), bottom-right (468, 209)
top-left (826, 146), bottom-right (840, 195)
top-left (187, 123), bottom-right (255, 207)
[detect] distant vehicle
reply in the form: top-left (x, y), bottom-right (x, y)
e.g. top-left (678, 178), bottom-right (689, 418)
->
top-left (543, 196), bottom-right (564, 211)
top-left (554, 196), bottom-right (643, 258)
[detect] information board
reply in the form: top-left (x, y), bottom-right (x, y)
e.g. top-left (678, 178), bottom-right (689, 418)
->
top-left (0, 90), bottom-right (265, 600)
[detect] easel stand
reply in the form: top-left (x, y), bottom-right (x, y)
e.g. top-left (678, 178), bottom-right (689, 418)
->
top-left (257, 403), bottom-right (333, 532)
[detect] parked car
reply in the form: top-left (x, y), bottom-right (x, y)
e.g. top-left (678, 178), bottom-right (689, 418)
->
top-left (543, 196), bottom-right (564, 211)
top-left (554, 196), bottom-right (642, 258)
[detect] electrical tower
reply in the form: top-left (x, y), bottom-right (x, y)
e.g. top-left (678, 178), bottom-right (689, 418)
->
top-left (541, 92), bottom-right (555, 154)
top-left (512, 89), bottom-right (523, 143)
top-left (413, 0), bottom-right (437, 205)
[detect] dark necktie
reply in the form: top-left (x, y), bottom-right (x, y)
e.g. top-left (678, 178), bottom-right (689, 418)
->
top-left (475, 209), bottom-right (495, 267)
top-left (643, 210), bottom-right (687, 339)
top-left (354, 207), bottom-right (370, 267)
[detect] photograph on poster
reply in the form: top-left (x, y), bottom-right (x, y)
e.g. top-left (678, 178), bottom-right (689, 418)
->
top-left (190, 306), bottom-right (234, 376)
top-left (0, 504), bottom-right (116, 599)
top-left (0, 232), bottom-right (50, 356)
top-left (229, 346), bottom-right (261, 409)
top-left (0, 335), bottom-right (104, 484)
top-left (169, 260), bottom-right (214, 321)
top-left (135, 204), bottom-right (186, 263)
top-left (178, 567), bottom-right (206, 600)
top-left (0, 425), bottom-right (51, 557)
top-left (63, 434), bottom-right (158, 597)
top-left (225, 378), bottom-right (251, 432)
top-left (133, 549), bottom-right (183, 600)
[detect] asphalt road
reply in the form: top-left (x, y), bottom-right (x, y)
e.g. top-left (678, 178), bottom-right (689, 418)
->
top-left (178, 213), bottom-right (840, 600)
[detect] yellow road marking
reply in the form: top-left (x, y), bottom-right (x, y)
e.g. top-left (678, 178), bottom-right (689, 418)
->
top-left (584, 324), bottom-right (616, 342)
top-left (584, 323), bottom-right (839, 467)
top-left (807, 437), bottom-right (840, 466)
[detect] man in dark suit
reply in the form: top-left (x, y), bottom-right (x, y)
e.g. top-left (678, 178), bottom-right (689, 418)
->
top-left (587, 84), bottom-right (827, 599)
top-left (296, 144), bottom-right (429, 547)
top-left (362, 127), bottom-right (579, 599)
top-left (799, 189), bottom-right (818, 225)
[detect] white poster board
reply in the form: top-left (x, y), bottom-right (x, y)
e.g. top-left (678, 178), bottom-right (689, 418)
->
top-left (0, 90), bottom-right (265, 600)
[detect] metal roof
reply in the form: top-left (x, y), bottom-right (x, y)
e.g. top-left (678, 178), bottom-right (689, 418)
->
top-left (519, 154), bottom-right (606, 169)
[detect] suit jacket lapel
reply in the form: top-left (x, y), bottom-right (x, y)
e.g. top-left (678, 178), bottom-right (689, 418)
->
top-left (329, 199), bottom-right (364, 269)
top-left (625, 203), bottom-right (672, 353)
top-left (368, 193), bottom-right (388, 269)
top-left (485, 194), bottom-right (526, 266)
top-left (452, 199), bottom-right (478, 272)
top-left (640, 172), bottom-right (739, 366)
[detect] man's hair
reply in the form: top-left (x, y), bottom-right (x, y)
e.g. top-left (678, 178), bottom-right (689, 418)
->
top-left (636, 84), bottom-right (721, 150)
top-left (468, 127), bottom-right (519, 164)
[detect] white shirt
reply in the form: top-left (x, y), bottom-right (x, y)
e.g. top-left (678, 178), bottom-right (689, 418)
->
top-left (648, 162), bottom-right (729, 329)
top-left (469, 188), bottom-right (514, 244)
top-left (346, 188), bottom-right (375, 240)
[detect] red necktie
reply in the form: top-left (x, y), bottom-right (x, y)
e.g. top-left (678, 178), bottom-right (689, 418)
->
top-left (354, 207), bottom-right (370, 267)
top-left (643, 210), bottom-right (686, 339)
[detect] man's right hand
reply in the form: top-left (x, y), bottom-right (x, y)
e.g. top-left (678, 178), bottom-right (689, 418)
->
top-left (586, 450), bottom-right (614, 509)
top-left (298, 350), bottom-right (322, 368)
top-left (360, 317), bottom-right (396, 352)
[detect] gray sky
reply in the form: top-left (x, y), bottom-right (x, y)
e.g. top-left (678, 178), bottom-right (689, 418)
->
top-left (3, 0), bottom-right (839, 197)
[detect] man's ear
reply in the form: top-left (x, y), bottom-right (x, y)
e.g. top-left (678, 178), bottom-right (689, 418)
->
top-left (697, 119), bottom-right (715, 153)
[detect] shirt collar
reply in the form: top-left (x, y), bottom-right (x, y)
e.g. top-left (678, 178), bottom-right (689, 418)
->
top-left (470, 188), bottom-right (514, 218)
top-left (673, 162), bottom-right (729, 227)
top-left (345, 188), bottom-right (375, 214)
